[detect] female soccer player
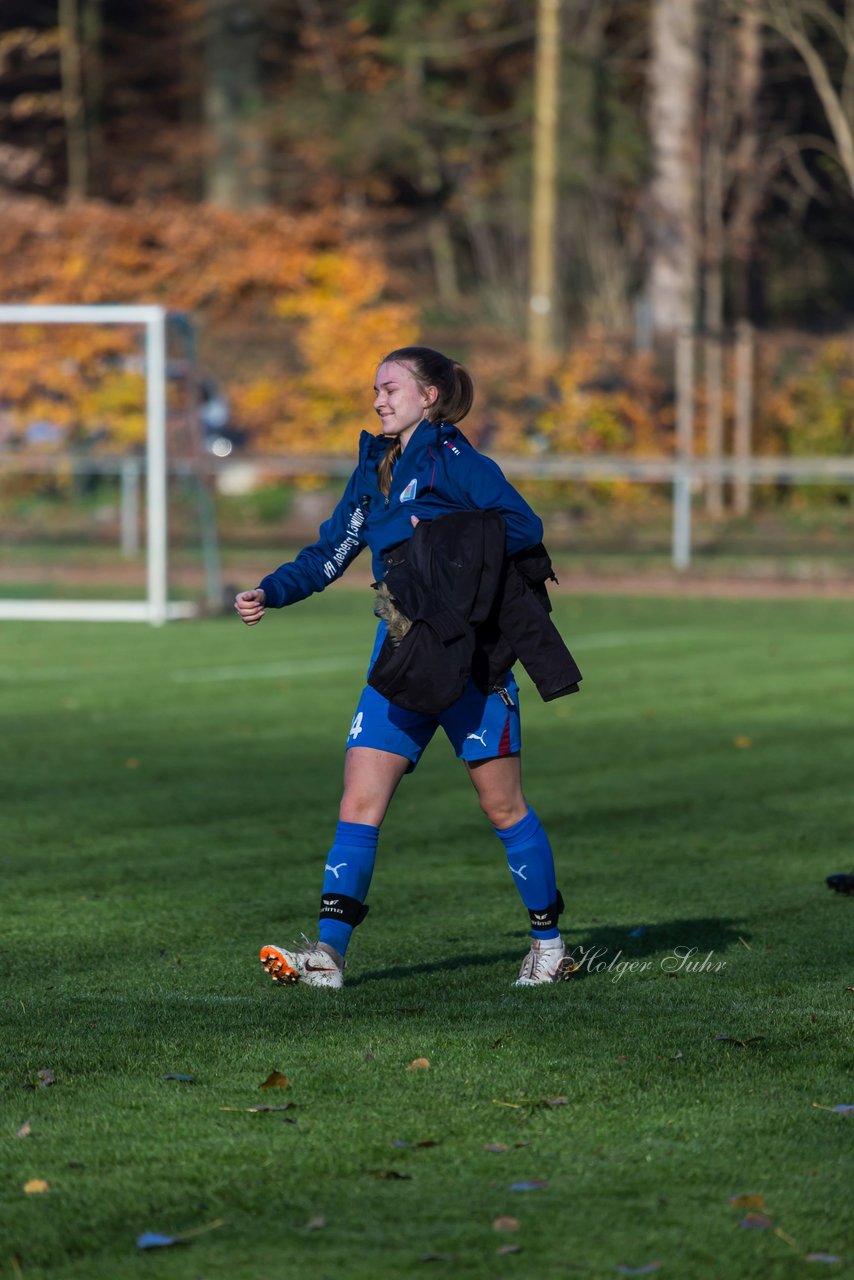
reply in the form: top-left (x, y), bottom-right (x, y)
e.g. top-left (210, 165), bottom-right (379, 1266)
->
top-left (235, 346), bottom-right (575, 988)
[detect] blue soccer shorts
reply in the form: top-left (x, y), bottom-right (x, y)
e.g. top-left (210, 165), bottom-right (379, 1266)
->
top-left (345, 672), bottom-right (522, 770)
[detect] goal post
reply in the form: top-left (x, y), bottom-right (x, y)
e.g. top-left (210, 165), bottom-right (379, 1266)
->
top-left (0, 303), bottom-right (210, 625)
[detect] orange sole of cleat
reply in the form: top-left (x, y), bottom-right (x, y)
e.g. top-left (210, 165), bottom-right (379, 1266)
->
top-left (260, 945), bottom-right (299, 985)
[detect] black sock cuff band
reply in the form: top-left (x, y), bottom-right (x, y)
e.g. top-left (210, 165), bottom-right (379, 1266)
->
top-left (319, 893), bottom-right (369, 928)
top-left (528, 890), bottom-right (564, 933)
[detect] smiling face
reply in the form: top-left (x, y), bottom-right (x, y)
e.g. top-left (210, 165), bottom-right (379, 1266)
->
top-left (373, 360), bottom-right (437, 449)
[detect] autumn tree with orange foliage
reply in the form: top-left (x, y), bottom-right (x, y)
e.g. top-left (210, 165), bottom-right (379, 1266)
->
top-left (0, 197), bottom-right (415, 454)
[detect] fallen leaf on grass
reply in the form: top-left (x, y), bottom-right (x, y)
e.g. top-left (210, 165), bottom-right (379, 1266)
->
top-left (774, 1226), bottom-right (802, 1252)
top-left (390, 1139), bottom-right (440, 1149)
top-left (615, 1264), bottom-right (661, 1276)
top-left (492, 1216), bottom-right (520, 1232)
top-left (125, 758), bottom-right (140, 769)
top-left (739, 1213), bottom-right (773, 1230)
top-left (369, 1170), bottom-right (412, 1180)
top-left (510, 1179), bottom-right (548, 1192)
top-left (497, 1244), bottom-right (522, 1255)
top-left (407, 1058), bottom-right (430, 1071)
top-left (484, 1143), bottom-right (508, 1154)
top-left (304, 1215), bottom-right (326, 1231)
top-left (733, 735), bottom-right (753, 749)
top-left (715, 1035), bottom-right (762, 1048)
top-left (23, 1179), bottom-right (50, 1194)
top-left (17, 1120), bottom-right (32, 1138)
top-left (728, 1194), bottom-right (766, 1211)
top-left (259, 1071), bottom-right (290, 1090)
top-left (804, 1254), bottom-right (843, 1264)
top-left (162, 1073), bottom-right (194, 1083)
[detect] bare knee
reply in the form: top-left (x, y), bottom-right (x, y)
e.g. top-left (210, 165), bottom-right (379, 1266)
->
top-left (339, 790), bottom-right (387, 826)
top-left (478, 794), bottom-right (528, 829)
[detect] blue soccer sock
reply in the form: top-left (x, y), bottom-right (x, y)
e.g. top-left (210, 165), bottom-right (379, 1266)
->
top-left (493, 808), bottom-right (562, 940)
top-left (317, 820), bottom-right (379, 957)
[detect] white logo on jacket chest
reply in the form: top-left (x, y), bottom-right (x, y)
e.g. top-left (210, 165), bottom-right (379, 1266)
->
top-left (399, 479), bottom-right (417, 502)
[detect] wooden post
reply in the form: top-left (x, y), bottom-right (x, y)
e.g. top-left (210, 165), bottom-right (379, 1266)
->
top-left (733, 320), bottom-right (754, 516)
top-left (673, 328), bottom-right (695, 570)
top-left (704, 331), bottom-right (724, 516)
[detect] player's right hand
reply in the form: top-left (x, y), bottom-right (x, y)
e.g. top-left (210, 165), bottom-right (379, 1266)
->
top-left (234, 588), bottom-right (266, 625)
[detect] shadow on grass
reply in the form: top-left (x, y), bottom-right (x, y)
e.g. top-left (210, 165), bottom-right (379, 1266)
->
top-left (350, 917), bottom-right (747, 986)
top-left (349, 949), bottom-right (520, 986)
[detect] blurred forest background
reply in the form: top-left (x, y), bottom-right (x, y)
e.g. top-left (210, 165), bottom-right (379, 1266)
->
top-left (1, 0), bottom-right (854, 571)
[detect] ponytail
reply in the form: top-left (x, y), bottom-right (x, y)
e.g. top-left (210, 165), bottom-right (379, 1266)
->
top-left (381, 346), bottom-right (474, 425)
top-left (375, 346), bottom-right (474, 496)
top-left (377, 435), bottom-right (402, 499)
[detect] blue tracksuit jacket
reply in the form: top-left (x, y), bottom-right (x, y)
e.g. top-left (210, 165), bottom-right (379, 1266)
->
top-left (258, 418), bottom-right (544, 608)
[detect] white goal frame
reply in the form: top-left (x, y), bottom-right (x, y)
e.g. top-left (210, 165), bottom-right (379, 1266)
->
top-left (0, 304), bottom-right (198, 625)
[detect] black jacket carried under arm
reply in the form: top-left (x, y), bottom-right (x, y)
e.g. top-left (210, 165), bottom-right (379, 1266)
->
top-left (367, 510), bottom-right (582, 715)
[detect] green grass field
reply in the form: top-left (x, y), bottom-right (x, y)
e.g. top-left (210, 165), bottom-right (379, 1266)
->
top-left (1, 590), bottom-right (853, 1279)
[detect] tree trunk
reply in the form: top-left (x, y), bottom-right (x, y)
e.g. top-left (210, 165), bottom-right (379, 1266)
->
top-left (646, 0), bottom-right (700, 333)
top-left (58, 0), bottom-right (88, 202)
top-left (81, 0), bottom-right (103, 198)
top-left (729, 0), bottom-right (763, 319)
top-left (703, 2), bottom-right (727, 517)
top-left (204, 0), bottom-right (269, 209)
top-left (529, 0), bottom-right (561, 372)
top-left (427, 215), bottom-right (461, 310)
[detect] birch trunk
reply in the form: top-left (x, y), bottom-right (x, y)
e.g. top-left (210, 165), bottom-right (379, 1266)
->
top-left (647, 0), bottom-right (700, 333)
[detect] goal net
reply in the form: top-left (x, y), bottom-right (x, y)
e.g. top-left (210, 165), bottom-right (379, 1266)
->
top-left (0, 304), bottom-right (221, 624)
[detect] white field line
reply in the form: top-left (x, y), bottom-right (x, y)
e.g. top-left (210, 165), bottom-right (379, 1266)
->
top-left (572, 627), bottom-right (707, 651)
top-left (170, 655), bottom-right (367, 683)
top-left (2, 629), bottom-right (707, 685)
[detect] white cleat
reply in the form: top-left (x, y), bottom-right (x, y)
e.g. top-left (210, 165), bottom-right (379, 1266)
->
top-left (260, 937), bottom-right (344, 989)
top-left (513, 938), bottom-right (578, 986)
